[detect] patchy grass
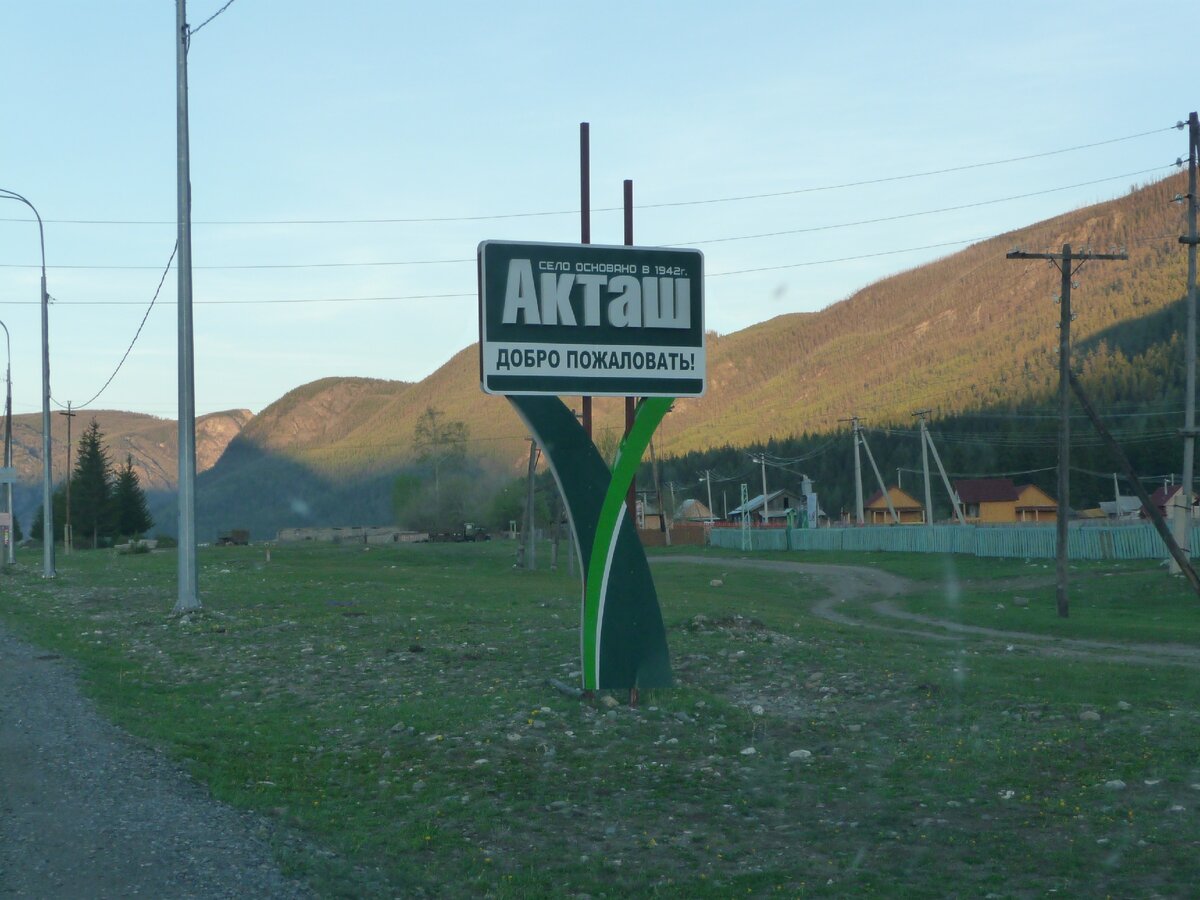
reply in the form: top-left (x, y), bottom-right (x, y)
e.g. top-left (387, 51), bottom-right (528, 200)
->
top-left (2, 542), bottom-right (1200, 897)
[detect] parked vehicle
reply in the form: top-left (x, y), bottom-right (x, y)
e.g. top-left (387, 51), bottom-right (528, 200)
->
top-left (428, 523), bottom-right (491, 543)
top-left (216, 529), bottom-right (250, 546)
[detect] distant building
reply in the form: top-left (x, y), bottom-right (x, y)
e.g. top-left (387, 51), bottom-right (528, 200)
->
top-left (674, 498), bottom-right (715, 523)
top-left (1015, 484), bottom-right (1057, 523)
top-left (953, 478), bottom-right (1020, 524)
top-left (1098, 496), bottom-right (1143, 520)
top-left (1146, 483), bottom-right (1198, 520)
top-left (277, 525), bottom-right (425, 544)
top-left (864, 486), bottom-right (925, 525)
top-left (637, 493), bottom-right (667, 531)
top-left (727, 489), bottom-right (809, 525)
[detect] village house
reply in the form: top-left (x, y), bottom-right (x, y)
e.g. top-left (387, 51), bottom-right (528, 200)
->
top-left (953, 478), bottom-right (1019, 524)
top-left (864, 486), bottom-right (925, 525)
top-left (1015, 484), bottom-right (1058, 522)
top-left (1146, 483), bottom-right (1199, 520)
top-left (674, 498), bottom-right (715, 523)
top-left (727, 489), bottom-right (807, 525)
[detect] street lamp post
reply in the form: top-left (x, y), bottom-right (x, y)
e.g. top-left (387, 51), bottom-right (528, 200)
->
top-left (0, 318), bottom-right (13, 564)
top-left (0, 188), bottom-right (53, 577)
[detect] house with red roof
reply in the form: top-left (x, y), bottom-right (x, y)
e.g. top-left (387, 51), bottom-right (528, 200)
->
top-left (1146, 483), bottom-right (1197, 520)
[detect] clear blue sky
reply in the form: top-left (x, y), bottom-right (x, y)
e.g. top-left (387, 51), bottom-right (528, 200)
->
top-left (0, 1), bottom-right (1192, 418)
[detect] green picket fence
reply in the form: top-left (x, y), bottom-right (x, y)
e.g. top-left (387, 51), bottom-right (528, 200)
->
top-left (709, 523), bottom-right (1200, 561)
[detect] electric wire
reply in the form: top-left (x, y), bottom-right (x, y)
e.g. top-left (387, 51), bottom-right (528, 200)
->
top-left (188, 0), bottom-right (238, 39)
top-left (3, 163), bottom-right (1177, 271)
top-left (683, 165), bottom-right (1174, 247)
top-left (0, 124), bottom-right (1179, 228)
top-left (49, 242), bottom-right (178, 411)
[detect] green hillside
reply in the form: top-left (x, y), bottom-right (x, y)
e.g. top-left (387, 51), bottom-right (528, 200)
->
top-left (11, 170), bottom-right (1196, 538)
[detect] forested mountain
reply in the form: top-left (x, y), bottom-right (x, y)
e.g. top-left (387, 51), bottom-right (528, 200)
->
top-left (7, 408), bottom-right (250, 535)
top-left (7, 171), bottom-right (1196, 538)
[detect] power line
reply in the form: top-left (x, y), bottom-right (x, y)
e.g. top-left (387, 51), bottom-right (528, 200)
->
top-left (683, 165), bottom-right (1174, 246)
top-left (52, 243), bottom-right (178, 411)
top-left (0, 124), bottom-right (1178, 228)
top-left (188, 0), bottom-right (238, 39)
top-left (0, 257), bottom-right (476, 272)
top-left (4, 163), bottom-right (1176, 271)
top-left (0, 291), bottom-right (475, 307)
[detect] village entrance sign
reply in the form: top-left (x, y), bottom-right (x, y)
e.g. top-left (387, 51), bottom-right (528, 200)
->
top-left (479, 240), bottom-right (705, 691)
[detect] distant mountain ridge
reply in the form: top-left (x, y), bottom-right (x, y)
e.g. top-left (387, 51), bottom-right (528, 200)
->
top-left (5, 171), bottom-right (1193, 538)
top-left (7, 408), bottom-right (251, 532)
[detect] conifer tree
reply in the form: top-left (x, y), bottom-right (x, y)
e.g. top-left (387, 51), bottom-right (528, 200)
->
top-left (72, 419), bottom-right (113, 548)
top-left (113, 454), bottom-right (153, 540)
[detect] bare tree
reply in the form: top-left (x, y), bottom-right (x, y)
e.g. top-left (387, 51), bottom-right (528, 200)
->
top-left (412, 406), bottom-right (469, 508)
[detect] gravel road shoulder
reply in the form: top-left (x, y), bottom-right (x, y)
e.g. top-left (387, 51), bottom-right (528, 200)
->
top-left (0, 625), bottom-right (311, 898)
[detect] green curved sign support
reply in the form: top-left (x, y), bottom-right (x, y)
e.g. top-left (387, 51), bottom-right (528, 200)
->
top-left (509, 395), bottom-right (672, 690)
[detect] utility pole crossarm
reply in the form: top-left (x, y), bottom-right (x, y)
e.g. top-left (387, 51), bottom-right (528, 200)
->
top-left (1006, 251), bottom-right (1129, 261)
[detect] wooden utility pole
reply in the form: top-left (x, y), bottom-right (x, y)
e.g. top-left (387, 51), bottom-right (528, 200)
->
top-left (1070, 371), bottom-right (1200, 596)
top-left (58, 402), bottom-right (76, 553)
top-left (1174, 112), bottom-right (1199, 571)
top-left (1007, 245), bottom-right (1127, 617)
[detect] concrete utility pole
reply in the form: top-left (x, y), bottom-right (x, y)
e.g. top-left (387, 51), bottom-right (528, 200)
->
top-left (858, 429), bottom-right (898, 524)
top-left (754, 454), bottom-right (769, 524)
top-left (1070, 370), bottom-right (1200, 596)
top-left (914, 410), bottom-right (935, 525)
top-left (700, 470), bottom-right (715, 522)
top-left (0, 318), bottom-right (12, 564)
top-left (59, 402), bottom-right (75, 554)
top-left (1174, 112), bottom-right (1200, 572)
top-left (1008, 244), bottom-right (1127, 617)
top-left (174, 0), bottom-right (200, 613)
top-left (914, 410), bottom-right (965, 525)
top-left (839, 417), bottom-right (865, 524)
top-left (0, 188), bottom-right (53, 577)
top-left (739, 483), bottom-right (750, 550)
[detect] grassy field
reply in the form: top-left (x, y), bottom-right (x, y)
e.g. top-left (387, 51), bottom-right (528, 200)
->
top-left (2, 541), bottom-right (1200, 897)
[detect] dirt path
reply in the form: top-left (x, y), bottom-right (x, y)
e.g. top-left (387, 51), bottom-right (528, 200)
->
top-left (0, 626), bottom-right (311, 899)
top-left (653, 555), bottom-right (1200, 669)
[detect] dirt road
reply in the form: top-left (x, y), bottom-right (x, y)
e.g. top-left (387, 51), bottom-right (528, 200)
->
top-left (654, 555), bottom-right (1200, 669)
top-left (0, 627), bottom-right (310, 898)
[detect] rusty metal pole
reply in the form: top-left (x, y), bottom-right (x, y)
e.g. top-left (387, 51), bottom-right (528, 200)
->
top-left (580, 123), bottom-right (593, 439)
top-left (624, 179), bottom-right (637, 525)
top-left (624, 178), bottom-right (642, 709)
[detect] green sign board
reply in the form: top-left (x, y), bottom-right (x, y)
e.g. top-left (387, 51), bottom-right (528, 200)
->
top-left (478, 240), bottom-right (705, 397)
